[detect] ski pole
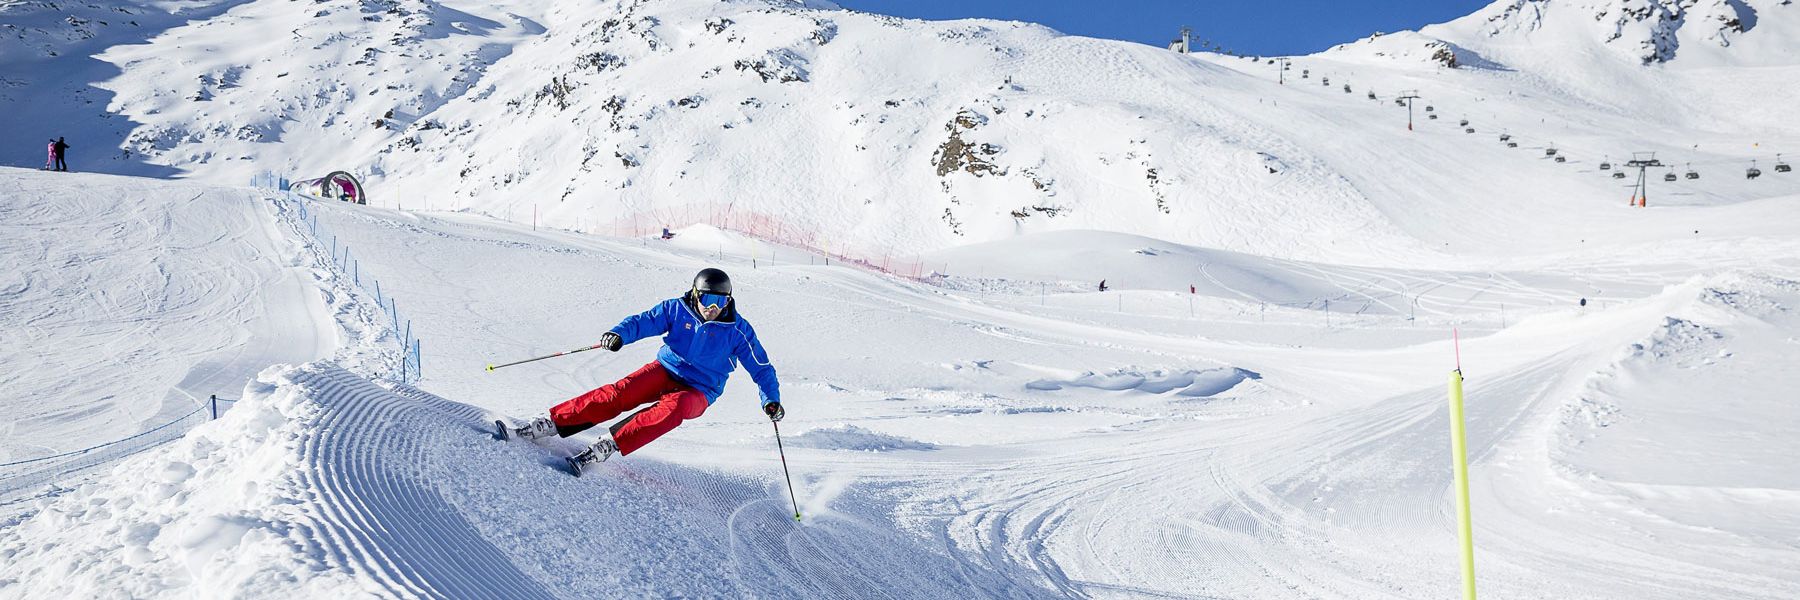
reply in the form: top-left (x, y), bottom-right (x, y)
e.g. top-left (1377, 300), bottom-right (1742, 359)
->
top-left (773, 420), bottom-right (801, 522)
top-left (485, 343), bottom-right (607, 372)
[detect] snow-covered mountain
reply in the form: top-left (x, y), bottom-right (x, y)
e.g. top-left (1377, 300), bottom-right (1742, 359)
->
top-left (5, 0), bottom-right (1795, 264)
top-left (4, 1), bottom-right (1800, 597)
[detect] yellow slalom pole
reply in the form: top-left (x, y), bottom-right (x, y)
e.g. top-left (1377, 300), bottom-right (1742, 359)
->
top-left (1448, 368), bottom-right (1477, 600)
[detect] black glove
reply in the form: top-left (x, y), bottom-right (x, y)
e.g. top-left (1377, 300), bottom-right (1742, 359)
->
top-left (599, 332), bottom-right (622, 352)
top-left (763, 402), bottom-right (784, 422)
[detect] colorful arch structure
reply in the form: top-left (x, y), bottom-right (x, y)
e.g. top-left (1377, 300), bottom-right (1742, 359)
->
top-left (290, 171), bottom-right (367, 205)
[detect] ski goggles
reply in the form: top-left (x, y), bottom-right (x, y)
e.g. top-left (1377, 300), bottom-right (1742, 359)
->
top-left (698, 293), bottom-right (731, 311)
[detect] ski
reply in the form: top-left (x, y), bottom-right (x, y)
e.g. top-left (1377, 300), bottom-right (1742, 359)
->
top-left (492, 416), bottom-right (585, 477)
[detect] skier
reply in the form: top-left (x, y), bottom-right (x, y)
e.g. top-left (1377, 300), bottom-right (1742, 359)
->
top-left (1098, 279), bottom-right (1108, 292)
top-left (504, 268), bottom-right (783, 470)
top-left (51, 137), bottom-right (70, 172)
top-left (43, 139), bottom-right (55, 170)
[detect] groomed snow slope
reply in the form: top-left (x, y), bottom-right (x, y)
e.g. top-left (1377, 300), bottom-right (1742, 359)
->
top-left (0, 168), bottom-right (336, 496)
top-left (1, 362), bottom-right (1017, 598)
top-left (2, 172), bottom-right (1799, 597)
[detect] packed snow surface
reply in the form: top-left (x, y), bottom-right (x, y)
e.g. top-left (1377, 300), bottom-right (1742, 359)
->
top-left (4, 0), bottom-right (1800, 597)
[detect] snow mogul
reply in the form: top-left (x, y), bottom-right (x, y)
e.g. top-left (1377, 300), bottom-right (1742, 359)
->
top-left (502, 268), bottom-right (783, 471)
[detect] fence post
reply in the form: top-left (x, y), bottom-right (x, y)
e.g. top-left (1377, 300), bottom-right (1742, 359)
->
top-left (209, 394), bottom-right (218, 420)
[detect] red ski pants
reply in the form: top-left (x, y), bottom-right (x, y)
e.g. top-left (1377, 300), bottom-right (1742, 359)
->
top-left (549, 361), bottom-right (708, 455)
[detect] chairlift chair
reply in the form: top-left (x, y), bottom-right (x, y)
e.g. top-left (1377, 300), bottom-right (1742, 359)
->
top-left (1367, 91), bottom-right (1376, 100)
top-left (1747, 160), bottom-right (1761, 179)
top-left (1612, 171), bottom-right (1626, 179)
top-left (1302, 69), bottom-right (1309, 78)
top-left (1428, 113), bottom-right (1439, 120)
top-left (1663, 169), bottom-right (1677, 182)
top-left (1507, 141), bottom-right (1519, 148)
top-left (1555, 156), bottom-right (1567, 163)
top-left (1545, 148), bottom-right (1558, 157)
top-left (1685, 163), bottom-right (1699, 179)
top-left (1465, 127), bottom-right (1475, 134)
top-left (1599, 159), bottom-right (1612, 170)
top-left (1425, 105), bottom-right (1435, 112)
top-left (1777, 154), bottom-right (1792, 173)
top-left (1459, 119), bottom-right (1469, 127)
top-left (1344, 84), bottom-right (1352, 93)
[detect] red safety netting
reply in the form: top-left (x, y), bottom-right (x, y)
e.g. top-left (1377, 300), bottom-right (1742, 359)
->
top-left (598, 203), bottom-right (947, 281)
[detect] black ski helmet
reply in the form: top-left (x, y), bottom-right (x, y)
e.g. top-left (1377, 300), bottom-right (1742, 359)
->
top-left (693, 268), bottom-right (731, 295)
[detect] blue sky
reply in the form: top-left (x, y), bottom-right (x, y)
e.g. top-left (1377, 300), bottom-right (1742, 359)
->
top-left (830, 1), bottom-right (1494, 56)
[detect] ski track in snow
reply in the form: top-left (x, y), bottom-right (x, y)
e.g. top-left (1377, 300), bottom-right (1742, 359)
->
top-left (267, 364), bottom-right (1029, 599)
top-left (292, 367), bottom-right (549, 598)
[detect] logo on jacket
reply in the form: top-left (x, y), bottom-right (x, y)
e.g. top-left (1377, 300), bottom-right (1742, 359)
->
top-left (685, 323), bottom-right (693, 330)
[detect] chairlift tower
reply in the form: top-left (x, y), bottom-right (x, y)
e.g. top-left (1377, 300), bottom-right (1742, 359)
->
top-left (1168, 26), bottom-right (1193, 54)
top-left (1625, 151), bottom-right (1662, 207)
top-left (1397, 90), bottom-right (1421, 131)
top-left (1274, 57), bottom-right (1290, 85)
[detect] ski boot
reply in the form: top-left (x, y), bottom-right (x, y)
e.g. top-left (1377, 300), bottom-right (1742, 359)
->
top-left (566, 437), bottom-right (618, 477)
top-left (496, 416), bottom-right (557, 441)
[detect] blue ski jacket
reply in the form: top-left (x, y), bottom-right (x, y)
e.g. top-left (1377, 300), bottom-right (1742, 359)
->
top-left (608, 295), bottom-right (780, 407)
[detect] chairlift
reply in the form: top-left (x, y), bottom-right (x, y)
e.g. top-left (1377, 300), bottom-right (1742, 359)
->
top-left (1685, 163), bottom-right (1699, 179)
top-left (1612, 171), bottom-right (1626, 179)
top-left (1367, 91), bottom-right (1376, 100)
top-left (1322, 77), bottom-right (1330, 85)
top-left (1425, 105), bottom-right (1435, 112)
top-left (1545, 147), bottom-right (1558, 157)
top-left (1746, 160), bottom-right (1761, 179)
top-left (1599, 158), bottom-right (1612, 170)
top-left (1464, 127), bottom-right (1475, 134)
top-left (1428, 113), bottom-right (1439, 120)
top-left (1344, 84), bottom-right (1352, 94)
top-left (1498, 133), bottom-right (1511, 142)
top-left (1302, 69), bottom-right (1310, 78)
top-left (1394, 98), bottom-right (1406, 107)
top-left (1459, 119), bottom-right (1469, 127)
top-left (1507, 141), bottom-right (1518, 148)
top-left (1663, 169), bottom-right (1677, 182)
top-left (1555, 155), bottom-right (1567, 163)
top-left (1777, 153), bottom-right (1792, 173)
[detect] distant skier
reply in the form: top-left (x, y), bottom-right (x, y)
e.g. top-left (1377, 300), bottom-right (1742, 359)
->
top-left (503, 268), bottom-right (783, 470)
top-left (43, 139), bottom-right (55, 170)
top-left (1098, 279), bottom-right (1108, 292)
top-left (51, 137), bottom-right (70, 172)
